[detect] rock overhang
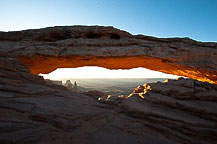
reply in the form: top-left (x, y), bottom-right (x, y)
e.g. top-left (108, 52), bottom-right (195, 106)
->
top-left (1, 26), bottom-right (217, 144)
top-left (0, 26), bottom-right (217, 83)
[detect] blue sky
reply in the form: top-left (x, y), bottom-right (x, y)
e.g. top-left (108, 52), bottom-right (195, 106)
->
top-left (1, 0), bottom-right (217, 42)
top-left (1, 0), bottom-right (216, 78)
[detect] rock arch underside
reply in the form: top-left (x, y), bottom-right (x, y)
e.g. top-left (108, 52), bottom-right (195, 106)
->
top-left (0, 26), bottom-right (217, 83)
top-left (0, 26), bottom-right (217, 144)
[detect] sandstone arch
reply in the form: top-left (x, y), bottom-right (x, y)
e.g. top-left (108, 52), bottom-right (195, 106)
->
top-left (1, 26), bottom-right (217, 144)
top-left (0, 26), bottom-right (217, 83)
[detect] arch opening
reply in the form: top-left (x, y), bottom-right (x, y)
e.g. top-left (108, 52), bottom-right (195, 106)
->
top-left (40, 66), bottom-right (180, 96)
top-left (18, 55), bottom-right (217, 84)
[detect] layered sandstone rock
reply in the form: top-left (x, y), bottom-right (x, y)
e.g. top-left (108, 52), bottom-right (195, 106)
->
top-left (0, 55), bottom-right (217, 144)
top-left (0, 55), bottom-right (175, 144)
top-left (0, 26), bottom-right (217, 83)
top-left (97, 78), bottom-right (217, 143)
top-left (0, 26), bottom-right (217, 144)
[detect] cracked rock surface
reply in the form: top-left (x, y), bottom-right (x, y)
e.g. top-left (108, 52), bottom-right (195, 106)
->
top-left (0, 26), bottom-right (217, 144)
top-left (0, 26), bottom-right (217, 83)
top-left (0, 54), bottom-right (217, 144)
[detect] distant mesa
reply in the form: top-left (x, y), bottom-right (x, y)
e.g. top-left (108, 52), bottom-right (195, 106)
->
top-left (64, 80), bottom-right (79, 91)
top-left (45, 79), bottom-right (80, 91)
top-left (64, 80), bottom-right (73, 89)
top-left (73, 81), bottom-right (79, 91)
top-left (45, 79), bottom-right (62, 85)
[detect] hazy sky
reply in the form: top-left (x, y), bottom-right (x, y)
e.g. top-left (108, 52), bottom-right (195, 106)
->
top-left (40, 67), bottom-right (179, 79)
top-left (1, 0), bottom-right (216, 78)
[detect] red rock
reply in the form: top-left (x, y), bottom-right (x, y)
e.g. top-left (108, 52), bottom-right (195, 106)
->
top-left (0, 26), bottom-right (217, 144)
top-left (0, 26), bottom-right (217, 83)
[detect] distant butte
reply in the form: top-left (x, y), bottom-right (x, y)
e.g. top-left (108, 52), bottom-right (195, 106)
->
top-left (0, 26), bottom-right (217, 83)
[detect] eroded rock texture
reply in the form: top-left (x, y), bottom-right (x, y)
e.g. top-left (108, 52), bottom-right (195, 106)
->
top-left (0, 55), bottom-right (173, 144)
top-left (0, 26), bottom-right (217, 83)
top-left (1, 54), bottom-right (217, 144)
top-left (0, 26), bottom-right (217, 144)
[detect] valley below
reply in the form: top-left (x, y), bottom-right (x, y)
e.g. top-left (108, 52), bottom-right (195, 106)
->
top-left (59, 78), bottom-right (167, 96)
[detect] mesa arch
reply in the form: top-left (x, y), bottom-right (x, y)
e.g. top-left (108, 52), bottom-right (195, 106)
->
top-left (0, 26), bottom-right (217, 83)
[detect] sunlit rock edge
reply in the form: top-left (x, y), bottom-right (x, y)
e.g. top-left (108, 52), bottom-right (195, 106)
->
top-left (0, 26), bottom-right (217, 144)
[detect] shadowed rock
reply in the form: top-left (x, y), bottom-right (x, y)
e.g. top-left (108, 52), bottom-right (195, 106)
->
top-left (0, 56), bottom-right (175, 144)
top-left (0, 26), bottom-right (217, 144)
top-left (0, 26), bottom-right (217, 83)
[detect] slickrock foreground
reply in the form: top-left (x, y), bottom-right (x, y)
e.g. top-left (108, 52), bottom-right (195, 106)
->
top-left (0, 26), bottom-right (217, 144)
top-left (1, 54), bottom-right (217, 144)
top-left (0, 26), bottom-right (217, 83)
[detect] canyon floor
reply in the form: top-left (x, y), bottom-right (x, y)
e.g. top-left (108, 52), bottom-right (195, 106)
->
top-left (56, 78), bottom-right (166, 96)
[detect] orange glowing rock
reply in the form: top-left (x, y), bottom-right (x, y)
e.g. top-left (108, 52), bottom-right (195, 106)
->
top-left (18, 55), bottom-right (217, 84)
top-left (0, 26), bottom-right (216, 83)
